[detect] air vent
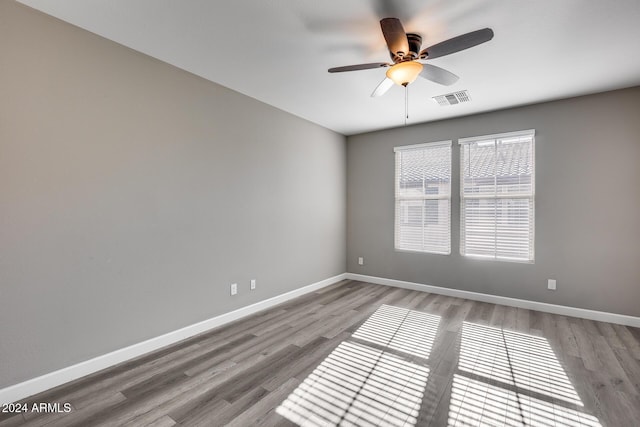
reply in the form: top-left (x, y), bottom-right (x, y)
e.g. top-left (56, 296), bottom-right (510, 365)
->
top-left (433, 90), bottom-right (471, 106)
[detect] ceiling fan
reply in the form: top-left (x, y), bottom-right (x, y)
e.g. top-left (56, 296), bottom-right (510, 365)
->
top-left (328, 18), bottom-right (494, 97)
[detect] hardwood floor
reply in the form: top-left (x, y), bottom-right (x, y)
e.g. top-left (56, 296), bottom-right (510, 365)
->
top-left (2, 280), bottom-right (640, 426)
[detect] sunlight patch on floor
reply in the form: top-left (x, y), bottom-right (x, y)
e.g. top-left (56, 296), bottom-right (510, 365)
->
top-left (448, 322), bottom-right (601, 427)
top-left (276, 308), bottom-right (602, 427)
top-left (352, 304), bottom-right (440, 359)
top-left (276, 305), bottom-right (440, 426)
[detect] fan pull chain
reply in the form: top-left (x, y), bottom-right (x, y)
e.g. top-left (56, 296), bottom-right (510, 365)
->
top-left (404, 84), bottom-right (409, 126)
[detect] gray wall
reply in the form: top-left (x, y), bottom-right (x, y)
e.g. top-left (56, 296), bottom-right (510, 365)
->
top-left (0, 2), bottom-right (346, 389)
top-left (347, 87), bottom-right (640, 317)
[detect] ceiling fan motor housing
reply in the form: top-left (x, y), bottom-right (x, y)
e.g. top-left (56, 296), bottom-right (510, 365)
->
top-left (390, 33), bottom-right (423, 62)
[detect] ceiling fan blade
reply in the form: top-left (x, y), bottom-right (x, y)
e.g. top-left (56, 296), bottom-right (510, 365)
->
top-left (328, 62), bottom-right (389, 73)
top-left (380, 18), bottom-right (409, 58)
top-left (371, 77), bottom-right (394, 97)
top-left (418, 63), bottom-right (459, 86)
top-left (421, 28), bottom-right (494, 60)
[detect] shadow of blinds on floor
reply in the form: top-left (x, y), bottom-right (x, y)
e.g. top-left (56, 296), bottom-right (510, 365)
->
top-left (448, 321), bottom-right (601, 426)
top-left (277, 304), bottom-right (440, 426)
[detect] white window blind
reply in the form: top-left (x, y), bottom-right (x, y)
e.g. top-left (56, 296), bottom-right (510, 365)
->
top-left (394, 141), bottom-right (451, 254)
top-left (459, 129), bottom-right (535, 262)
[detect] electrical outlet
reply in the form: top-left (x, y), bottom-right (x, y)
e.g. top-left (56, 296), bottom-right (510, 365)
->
top-left (358, 257), bottom-right (364, 266)
top-left (250, 279), bottom-right (256, 290)
top-left (547, 279), bottom-right (557, 290)
top-left (230, 283), bottom-right (237, 295)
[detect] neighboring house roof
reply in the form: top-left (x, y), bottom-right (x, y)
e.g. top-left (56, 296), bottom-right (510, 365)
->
top-left (399, 141), bottom-right (532, 189)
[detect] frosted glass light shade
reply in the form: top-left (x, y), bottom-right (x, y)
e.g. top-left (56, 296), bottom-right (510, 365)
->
top-left (386, 61), bottom-right (424, 86)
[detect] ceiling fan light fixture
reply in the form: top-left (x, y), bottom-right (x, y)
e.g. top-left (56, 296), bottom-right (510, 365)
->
top-left (386, 61), bottom-right (423, 86)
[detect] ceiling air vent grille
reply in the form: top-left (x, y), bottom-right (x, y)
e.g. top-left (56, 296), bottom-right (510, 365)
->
top-left (433, 90), bottom-right (471, 106)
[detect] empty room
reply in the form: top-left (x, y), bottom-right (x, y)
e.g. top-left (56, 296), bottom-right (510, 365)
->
top-left (2, 1), bottom-right (640, 426)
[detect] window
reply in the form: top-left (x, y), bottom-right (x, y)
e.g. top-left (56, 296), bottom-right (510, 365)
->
top-left (459, 129), bottom-right (535, 262)
top-left (394, 141), bottom-right (451, 254)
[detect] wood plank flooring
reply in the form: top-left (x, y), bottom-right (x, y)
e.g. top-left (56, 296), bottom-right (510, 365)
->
top-left (2, 280), bottom-right (640, 426)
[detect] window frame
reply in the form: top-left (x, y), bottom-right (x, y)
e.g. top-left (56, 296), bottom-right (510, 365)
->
top-left (394, 140), bottom-right (452, 255)
top-left (459, 129), bottom-right (536, 263)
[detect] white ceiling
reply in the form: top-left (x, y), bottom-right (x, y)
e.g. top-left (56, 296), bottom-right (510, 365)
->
top-left (17, 0), bottom-right (640, 135)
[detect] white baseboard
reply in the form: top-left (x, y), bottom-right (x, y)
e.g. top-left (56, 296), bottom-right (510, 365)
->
top-left (0, 273), bottom-right (347, 405)
top-left (4, 271), bottom-right (637, 405)
top-left (346, 273), bottom-right (640, 328)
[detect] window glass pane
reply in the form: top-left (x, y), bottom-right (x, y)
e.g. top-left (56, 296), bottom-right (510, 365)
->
top-left (398, 145), bottom-right (451, 198)
top-left (398, 149), bottom-right (425, 196)
top-left (496, 136), bottom-right (533, 194)
top-left (424, 199), bottom-right (450, 252)
top-left (396, 199), bottom-right (450, 254)
top-left (462, 140), bottom-right (496, 196)
top-left (461, 198), bottom-right (497, 258)
top-left (396, 199), bottom-right (425, 251)
top-left (460, 130), bottom-right (534, 262)
top-left (495, 198), bottom-right (533, 260)
top-left (395, 141), bottom-right (451, 254)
